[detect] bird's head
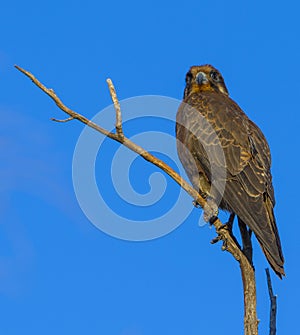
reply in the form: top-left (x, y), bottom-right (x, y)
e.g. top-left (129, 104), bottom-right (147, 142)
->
top-left (183, 65), bottom-right (229, 99)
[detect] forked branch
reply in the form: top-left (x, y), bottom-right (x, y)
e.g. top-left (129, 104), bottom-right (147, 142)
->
top-left (15, 65), bottom-right (259, 335)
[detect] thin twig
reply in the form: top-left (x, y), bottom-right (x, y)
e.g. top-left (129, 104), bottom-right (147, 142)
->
top-left (106, 78), bottom-right (123, 138)
top-left (15, 64), bottom-right (259, 335)
top-left (266, 268), bottom-right (277, 335)
top-left (51, 117), bottom-right (74, 123)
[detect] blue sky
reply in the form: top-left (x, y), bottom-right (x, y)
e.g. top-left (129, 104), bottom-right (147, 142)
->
top-left (1, 1), bottom-right (299, 334)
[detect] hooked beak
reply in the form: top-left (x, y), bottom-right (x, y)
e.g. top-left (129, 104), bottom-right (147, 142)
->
top-left (195, 72), bottom-right (208, 85)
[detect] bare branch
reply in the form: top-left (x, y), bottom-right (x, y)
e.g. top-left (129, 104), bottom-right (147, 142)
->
top-left (266, 268), bottom-right (277, 335)
top-left (51, 116), bottom-right (74, 123)
top-left (14, 65), bottom-right (115, 140)
top-left (15, 64), bottom-right (259, 335)
top-left (106, 78), bottom-right (124, 138)
top-left (14, 65), bottom-right (206, 209)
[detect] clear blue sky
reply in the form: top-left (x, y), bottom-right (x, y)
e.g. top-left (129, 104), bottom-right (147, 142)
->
top-left (1, 1), bottom-right (299, 334)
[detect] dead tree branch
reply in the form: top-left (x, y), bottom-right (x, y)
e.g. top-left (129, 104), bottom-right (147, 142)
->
top-left (266, 268), bottom-right (277, 335)
top-left (15, 64), bottom-right (259, 335)
top-left (51, 116), bottom-right (74, 123)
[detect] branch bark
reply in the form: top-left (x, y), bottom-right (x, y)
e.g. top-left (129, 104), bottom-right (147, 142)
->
top-left (15, 65), bottom-right (259, 335)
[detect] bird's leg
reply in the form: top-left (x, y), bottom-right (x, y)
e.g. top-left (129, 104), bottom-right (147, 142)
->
top-left (192, 200), bottom-right (201, 208)
top-left (192, 190), bottom-right (219, 223)
top-left (238, 217), bottom-right (253, 266)
top-left (226, 213), bottom-right (235, 232)
top-left (192, 188), bottom-right (206, 208)
top-left (203, 196), bottom-right (219, 222)
top-left (211, 213), bottom-right (241, 250)
top-left (214, 212), bottom-right (235, 230)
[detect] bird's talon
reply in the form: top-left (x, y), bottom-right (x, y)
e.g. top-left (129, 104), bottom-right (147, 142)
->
top-left (192, 200), bottom-right (201, 208)
top-left (222, 239), bottom-right (228, 251)
top-left (210, 235), bottom-right (221, 244)
top-left (218, 223), bottom-right (228, 230)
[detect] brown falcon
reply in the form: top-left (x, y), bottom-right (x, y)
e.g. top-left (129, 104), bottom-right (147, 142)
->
top-left (176, 64), bottom-right (285, 277)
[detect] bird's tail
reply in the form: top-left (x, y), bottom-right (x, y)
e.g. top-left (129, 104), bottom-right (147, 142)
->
top-left (256, 200), bottom-right (285, 278)
top-left (260, 244), bottom-right (285, 278)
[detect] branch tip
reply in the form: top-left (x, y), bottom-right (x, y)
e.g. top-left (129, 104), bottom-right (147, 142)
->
top-left (15, 64), bottom-right (27, 75)
top-left (265, 268), bottom-right (277, 335)
top-left (51, 117), bottom-right (74, 123)
top-left (106, 78), bottom-right (124, 138)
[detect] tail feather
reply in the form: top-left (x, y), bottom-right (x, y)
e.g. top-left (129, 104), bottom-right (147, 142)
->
top-left (256, 200), bottom-right (285, 278)
top-left (222, 180), bottom-right (285, 278)
top-left (259, 243), bottom-right (285, 278)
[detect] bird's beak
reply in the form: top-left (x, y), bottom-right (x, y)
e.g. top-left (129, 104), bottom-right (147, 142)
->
top-left (195, 72), bottom-right (208, 85)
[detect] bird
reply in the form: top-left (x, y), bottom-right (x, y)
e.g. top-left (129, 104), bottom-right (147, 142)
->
top-left (176, 64), bottom-right (285, 278)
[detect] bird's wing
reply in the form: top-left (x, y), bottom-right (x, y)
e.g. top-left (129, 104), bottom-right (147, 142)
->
top-left (178, 92), bottom-right (284, 276)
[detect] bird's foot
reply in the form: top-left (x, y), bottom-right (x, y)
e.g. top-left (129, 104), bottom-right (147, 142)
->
top-left (210, 235), bottom-right (222, 244)
top-left (212, 213), bottom-right (235, 232)
top-left (192, 200), bottom-right (201, 208)
top-left (193, 189), bottom-right (207, 208)
top-left (211, 229), bottom-right (231, 252)
top-left (210, 213), bottom-right (238, 250)
top-left (210, 231), bottom-right (228, 251)
top-left (203, 197), bottom-right (219, 223)
top-left (210, 223), bottom-right (227, 245)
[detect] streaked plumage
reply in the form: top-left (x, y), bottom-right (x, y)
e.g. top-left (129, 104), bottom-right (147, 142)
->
top-left (176, 65), bottom-right (284, 277)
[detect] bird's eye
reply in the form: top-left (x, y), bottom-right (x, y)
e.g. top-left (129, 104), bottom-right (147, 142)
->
top-left (210, 71), bottom-right (220, 82)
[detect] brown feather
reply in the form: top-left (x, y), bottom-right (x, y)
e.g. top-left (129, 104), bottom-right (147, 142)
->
top-left (176, 65), bottom-right (284, 277)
